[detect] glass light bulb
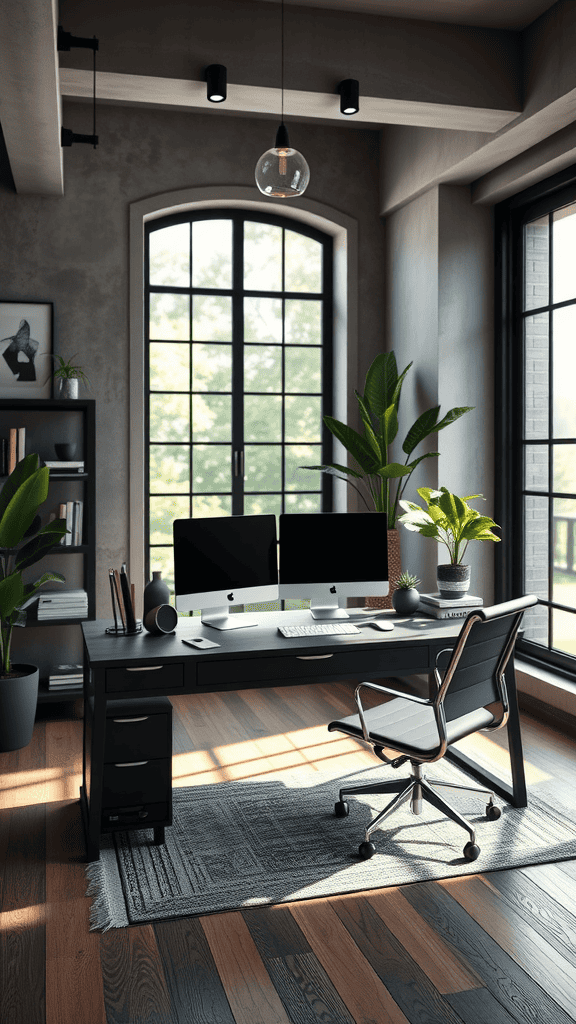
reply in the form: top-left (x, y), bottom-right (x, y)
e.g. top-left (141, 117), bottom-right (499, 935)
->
top-left (255, 124), bottom-right (310, 198)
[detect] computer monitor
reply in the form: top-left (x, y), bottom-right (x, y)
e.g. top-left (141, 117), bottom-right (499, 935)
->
top-left (279, 511), bottom-right (389, 619)
top-left (173, 514), bottom-right (279, 629)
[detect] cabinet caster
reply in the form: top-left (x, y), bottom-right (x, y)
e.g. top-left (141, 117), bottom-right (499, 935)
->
top-left (359, 841), bottom-right (376, 859)
top-left (334, 800), bottom-right (349, 817)
top-left (464, 842), bottom-right (480, 860)
top-left (486, 802), bottom-right (501, 820)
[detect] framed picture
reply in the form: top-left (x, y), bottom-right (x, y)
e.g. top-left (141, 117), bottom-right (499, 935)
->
top-left (0, 301), bottom-right (53, 399)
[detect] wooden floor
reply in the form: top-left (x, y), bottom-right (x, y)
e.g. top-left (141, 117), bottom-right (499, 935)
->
top-left (2, 679), bottom-right (576, 1024)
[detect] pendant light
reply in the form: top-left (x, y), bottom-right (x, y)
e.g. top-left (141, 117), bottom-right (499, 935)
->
top-left (255, 0), bottom-right (310, 198)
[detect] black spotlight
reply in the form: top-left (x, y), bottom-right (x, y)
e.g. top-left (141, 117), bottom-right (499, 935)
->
top-left (205, 64), bottom-right (227, 102)
top-left (338, 79), bottom-right (359, 116)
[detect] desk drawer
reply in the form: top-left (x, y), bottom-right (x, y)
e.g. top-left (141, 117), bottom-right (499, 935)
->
top-left (102, 758), bottom-right (171, 806)
top-left (106, 662), bottom-right (184, 693)
top-left (104, 712), bottom-right (172, 762)
top-left (197, 646), bottom-right (429, 688)
top-left (102, 800), bottom-right (170, 831)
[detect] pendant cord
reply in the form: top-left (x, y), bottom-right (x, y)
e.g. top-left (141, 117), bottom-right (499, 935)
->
top-left (281, 0), bottom-right (284, 124)
top-left (92, 41), bottom-right (97, 147)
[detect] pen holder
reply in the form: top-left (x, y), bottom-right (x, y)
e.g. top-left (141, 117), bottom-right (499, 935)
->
top-left (107, 567), bottom-right (143, 635)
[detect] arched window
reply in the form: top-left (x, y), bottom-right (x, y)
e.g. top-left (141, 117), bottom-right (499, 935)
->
top-left (145, 210), bottom-right (333, 587)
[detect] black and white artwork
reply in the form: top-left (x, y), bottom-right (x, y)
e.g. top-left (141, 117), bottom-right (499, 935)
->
top-left (0, 301), bottom-right (53, 398)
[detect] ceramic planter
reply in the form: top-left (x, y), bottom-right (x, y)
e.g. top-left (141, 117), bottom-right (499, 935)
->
top-left (437, 563), bottom-right (471, 599)
top-left (392, 587), bottom-right (420, 616)
top-left (0, 665), bottom-right (40, 752)
top-left (56, 378), bottom-right (79, 399)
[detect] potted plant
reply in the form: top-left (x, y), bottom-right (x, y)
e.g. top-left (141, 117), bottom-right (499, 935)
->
top-left (392, 571), bottom-right (421, 616)
top-left (52, 354), bottom-right (90, 399)
top-left (397, 486), bottom-right (500, 598)
top-left (0, 454), bottom-right (67, 751)
top-left (301, 350), bottom-right (473, 605)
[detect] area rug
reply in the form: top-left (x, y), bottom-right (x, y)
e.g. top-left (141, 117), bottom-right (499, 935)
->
top-left (85, 760), bottom-right (576, 930)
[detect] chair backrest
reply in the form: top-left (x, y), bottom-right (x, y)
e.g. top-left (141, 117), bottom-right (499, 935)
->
top-left (439, 595), bottom-right (538, 722)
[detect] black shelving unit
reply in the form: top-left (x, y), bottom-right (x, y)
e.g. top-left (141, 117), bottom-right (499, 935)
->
top-left (0, 399), bottom-right (96, 704)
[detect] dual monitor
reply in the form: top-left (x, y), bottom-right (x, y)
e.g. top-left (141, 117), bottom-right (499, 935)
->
top-left (173, 512), bottom-right (389, 629)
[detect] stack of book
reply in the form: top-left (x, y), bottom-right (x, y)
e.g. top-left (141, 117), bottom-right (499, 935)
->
top-left (0, 427), bottom-right (26, 475)
top-left (37, 589), bottom-right (89, 620)
top-left (56, 500), bottom-right (84, 545)
top-left (48, 664), bottom-right (83, 692)
top-left (419, 592), bottom-right (483, 619)
top-left (44, 460), bottom-right (85, 473)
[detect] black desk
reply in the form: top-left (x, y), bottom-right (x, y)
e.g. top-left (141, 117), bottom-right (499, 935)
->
top-left (80, 609), bottom-right (527, 860)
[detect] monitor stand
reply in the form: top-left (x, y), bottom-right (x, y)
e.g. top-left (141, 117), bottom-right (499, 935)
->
top-left (201, 606), bottom-right (258, 630)
top-left (310, 598), bottom-right (350, 621)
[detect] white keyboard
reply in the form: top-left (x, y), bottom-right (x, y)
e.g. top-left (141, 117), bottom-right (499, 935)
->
top-left (278, 622), bottom-right (361, 638)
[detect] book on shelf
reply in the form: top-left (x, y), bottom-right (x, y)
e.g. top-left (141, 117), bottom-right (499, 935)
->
top-left (57, 500), bottom-right (83, 544)
top-left (48, 664), bottom-right (83, 690)
top-left (44, 461), bottom-right (85, 472)
top-left (6, 427), bottom-right (26, 474)
top-left (37, 589), bottom-right (88, 619)
top-left (419, 593), bottom-right (483, 608)
top-left (0, 437), bottom-right (7, 475)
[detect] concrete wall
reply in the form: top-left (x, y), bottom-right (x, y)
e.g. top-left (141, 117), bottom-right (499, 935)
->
top-left (0, 100), bottom-right (384, 615)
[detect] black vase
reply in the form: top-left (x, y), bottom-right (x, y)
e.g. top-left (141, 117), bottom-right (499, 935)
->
top-left (143, 571), bottom-right (170, 618)
top-left (392, 587), bottom-right (420, 616)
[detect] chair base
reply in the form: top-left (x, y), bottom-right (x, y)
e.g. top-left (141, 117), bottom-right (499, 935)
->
top-left (336, 761), bottom-right (500, 860)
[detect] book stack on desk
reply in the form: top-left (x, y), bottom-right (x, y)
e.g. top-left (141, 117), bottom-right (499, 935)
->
top-left (418, 593), bottom-right (483, 618)
top-left (37, 589), bottom-right (89, 619)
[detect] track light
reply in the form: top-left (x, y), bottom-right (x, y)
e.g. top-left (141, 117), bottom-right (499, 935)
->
top-left (205, 64), bottom-right (227, 103)
top-left (58, 25), bottom-right (99, 147)
top-left (338, 79), bottom-right (359, 116)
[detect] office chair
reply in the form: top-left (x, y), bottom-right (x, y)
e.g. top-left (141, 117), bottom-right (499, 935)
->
top-left (328, 595), bottom-right (538, 861)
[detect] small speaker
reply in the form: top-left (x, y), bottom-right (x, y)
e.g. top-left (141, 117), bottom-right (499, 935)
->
top-left (144, 604), bottom-right (178, 635)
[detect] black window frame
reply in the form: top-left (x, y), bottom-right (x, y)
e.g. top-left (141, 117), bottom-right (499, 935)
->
top-left (496, 162), bottom-right (576, 681)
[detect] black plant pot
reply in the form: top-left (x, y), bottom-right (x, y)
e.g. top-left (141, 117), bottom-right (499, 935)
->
top-left (0, 665), bottom-right (40, 752)
top-left (392, 587), bottom-right (420, 616)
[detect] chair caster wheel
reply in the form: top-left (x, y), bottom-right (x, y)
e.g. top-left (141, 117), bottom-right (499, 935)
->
top-left (334, 800), bottom-right (349, 817)
top-left (359, 841), bottom-right (376, 859)
top-left (486, 803), bottom-right (501, 820)
top-left (464, 842), bottom-right (480, 861)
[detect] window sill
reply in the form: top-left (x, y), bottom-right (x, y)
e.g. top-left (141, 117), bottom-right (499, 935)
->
top-left (515, 657), bottom-right (576, 734)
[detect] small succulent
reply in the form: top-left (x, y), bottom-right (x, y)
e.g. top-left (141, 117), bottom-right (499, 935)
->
top-left (52, 354), bottom-right (90, 387)
top-left (395, 571), bottom-right (421, 590)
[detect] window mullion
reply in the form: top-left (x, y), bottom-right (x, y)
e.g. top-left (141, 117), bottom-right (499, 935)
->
top-left (231, 215), bottom-right (244, 516)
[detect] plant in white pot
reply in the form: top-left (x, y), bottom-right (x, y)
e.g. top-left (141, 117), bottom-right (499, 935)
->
top-left (52, 354), bottom-right (90, 399)
top-left (397, 486), bottom-right (500, 598)
top-left (0, 455), bottom-right (67, 751)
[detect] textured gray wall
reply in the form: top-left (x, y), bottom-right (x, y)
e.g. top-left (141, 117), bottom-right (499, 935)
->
top-left (0, 101), bottom-right (385, 615)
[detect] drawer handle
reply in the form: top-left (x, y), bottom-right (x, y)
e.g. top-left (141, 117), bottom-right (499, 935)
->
top-left (114, 761), bottom-right (148, 767)
top-left (296, 654), bottom-right (334, 660)
top-left (126, 665), bottom-right (163, 672)
top-left (112, 716), bottom-right (149, 723)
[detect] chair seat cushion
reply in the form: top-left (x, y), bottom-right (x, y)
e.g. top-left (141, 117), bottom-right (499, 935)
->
top-left (328, 697), bottom-right (495, 755)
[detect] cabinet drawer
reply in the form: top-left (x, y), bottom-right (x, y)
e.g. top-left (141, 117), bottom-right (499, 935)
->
top-left (102, 758), bottom-right (172, 806)
top-left (104, 712), bottom-right (171, 762)
top-left (106, 662), bottom-right (184, 693)
top-left (197, 646), bottom-right (429, 688)
top-left (102, 800), bottom-right (171, 831)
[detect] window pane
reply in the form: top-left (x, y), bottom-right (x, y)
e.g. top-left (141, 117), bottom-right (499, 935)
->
top-left (192, 444), bottom-right (231, 492)
top-left (150, 293), bottom-right (190, 340)
top-left (192, 295), bottom-right (232, 341)
top-left (192, 495), bottom-right (231, 518)
top-left (285, 396), bottom-right (322, 442)
top-left (524, 312), bottom-right (549, 439)
top-left (525, 444), bottom-right (548, 491)
top-left (244, 395), bottom-right (282, 442)
top-left (553, 203), bottom-right (576, 305)
top-left (150, 444), bottom-right (189, 493)
top-left (285, 445), bottom-right (322, 491)
top-left (244, 297), bottom-right (282, 343)
top-left (150, 393), bottom-right (189, 441)
top-left (285, 492), bottom-right (322, 512)
top-left (554, 497), bottom-right (576, 579)
top-left (244, 222), bottom-right (282, 292)
top-left (285, 299), bottom-right (322, 345)
top-left (192, 343), bottom-right (232, 392)
top-left (150, 343), bottom-right (189, 391)
top-left (245, 346), bottom-right (281, 393)
top-left (553, 306), bottom-right (576, 437)
top-left (523, 601), bottom-right (548, 648)
top-left (192, 395), bottom-right (231, 441)
top-left (244, 445), bottom-right (282, 491)
top-left (192, 219), bottom-right (232, 289)
top-left (285, 347), bottom-right (321, 393)
top-left (149, 223), bottom-right (190, 287)
top-left (150, 495), bottom-right (189, 545)
top-left (552, 607), bottom-right (576, 658)
top-left (524, 215), bottom-right (548, 312)
top-left (244, 495), bottom-right (282, 516)
top-left (285, 231), bottom-right (322, 293)
top-left (553, 444), bottom-right (576, 494)
top-left (524, 495), bottom-right (549, 601)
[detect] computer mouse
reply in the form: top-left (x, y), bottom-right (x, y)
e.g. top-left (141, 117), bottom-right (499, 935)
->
top-left (364, 619), bottom-right (394, 631)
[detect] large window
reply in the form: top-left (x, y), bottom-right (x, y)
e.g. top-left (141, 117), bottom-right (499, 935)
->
top-left (145, 211), bottom-right (333, 589)
top-left (497, 168), bottom-right (576, 675)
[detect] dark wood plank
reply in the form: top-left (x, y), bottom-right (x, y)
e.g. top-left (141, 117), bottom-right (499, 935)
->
top-left (99, 924), bottom-right (173, 1024)
top-left (446, 986), bottom-right (520, 1024)
top-left (154, 916), bottom-right (236, 1024)
top-left (402, 879), bottom-right (576, 1024)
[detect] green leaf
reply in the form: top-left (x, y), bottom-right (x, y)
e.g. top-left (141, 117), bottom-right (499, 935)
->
top-left (323, 416), bottom-right (380, 473)
top-left (437, 489), bottom-right (468, 529)
top-left (0, 465), bottom-right (50, 549)
top-left (377, 463), bottom-right (413, 480)
top-left (23, 571), bottom-right (66, 603)
top-left (434, 406), bottom-right (475, 433)
top-left (299, 463), bottom-right (364, 479)
top-left (402, 406), bottom-right (441, 457)
top-left (0, 453), bottom-right (41, 522)
top-left (364, 352), bottom-right (398, 416)
top-left (0, 572), bottom-right (25, 620)
top-left (15, 519), bottom-right (68, 573)
top-left (406, 452), bottom-right (440, 473)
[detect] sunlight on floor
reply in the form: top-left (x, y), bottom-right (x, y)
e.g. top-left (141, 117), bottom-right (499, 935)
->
top-left (0, 766), bottom-right (82, 809)
top-left (0, 905), bottom-right (46, 931)
top-left (455, 730), bottom-right (550, 785)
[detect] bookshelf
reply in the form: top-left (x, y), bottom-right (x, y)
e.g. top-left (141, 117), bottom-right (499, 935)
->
top-left (0, 399), bottom-right (96, 704)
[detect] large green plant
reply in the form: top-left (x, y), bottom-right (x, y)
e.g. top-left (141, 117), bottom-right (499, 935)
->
top-left (0, 455), bottom-right (67, 676)
top-left (302, 351), bottom-right (473, 527)
top-left (398, 486), bottom-right (500, 564)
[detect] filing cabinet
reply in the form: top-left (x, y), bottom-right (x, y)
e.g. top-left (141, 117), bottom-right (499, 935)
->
top-left (101, 695), bottom-right (173, 844)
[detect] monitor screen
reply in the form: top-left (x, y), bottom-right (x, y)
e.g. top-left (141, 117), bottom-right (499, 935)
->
top-left (173, 514), bottom-right (279, 628)
top-left (279, 512), bottom-right (388, 619)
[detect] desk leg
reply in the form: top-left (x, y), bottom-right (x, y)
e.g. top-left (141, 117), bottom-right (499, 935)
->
top-left (445, 657), bottom-right (527, 808)
top-left (82, 667), bottom-right (107, 861)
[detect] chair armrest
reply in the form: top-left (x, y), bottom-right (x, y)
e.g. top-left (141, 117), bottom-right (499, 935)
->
top-left (354, 680), bottom-right (433, 743)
